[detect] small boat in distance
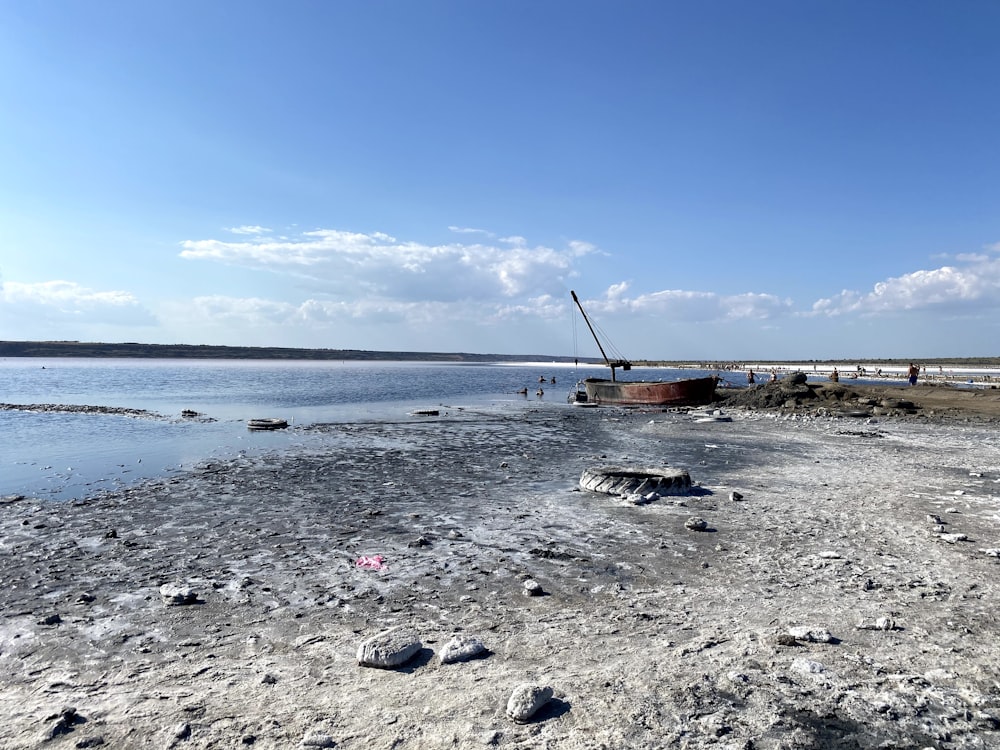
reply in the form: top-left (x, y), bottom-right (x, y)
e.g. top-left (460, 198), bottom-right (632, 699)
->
top-left (570, 290), bottom-right (718, 407)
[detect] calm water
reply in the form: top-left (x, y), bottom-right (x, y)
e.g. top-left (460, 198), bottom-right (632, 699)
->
top-left (2, 358), bottom-right (732, 500)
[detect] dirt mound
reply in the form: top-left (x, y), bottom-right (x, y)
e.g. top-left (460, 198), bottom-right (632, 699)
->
top-left (716, 380), bottom-right (1000, 423)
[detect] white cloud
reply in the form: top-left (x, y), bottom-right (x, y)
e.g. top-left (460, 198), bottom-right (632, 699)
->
top-left (579, 283), bottom-right (792, 322)
top-left (2, 280), bottom-right (137, 309)
top-left (492, 294), bottom-right (566, 321)
top-left (810, 255), bottom-right (1000, 317)
top-left (0, 280), bottom-right (156, 328)
top-left (226, 225), bottom-right (271, 235)
top-left (183, 294), bottom-right (471, 330)
top-left (448, 226), bottom-right (494, 237)
top-left (180, 227), bottom-right (597, 300)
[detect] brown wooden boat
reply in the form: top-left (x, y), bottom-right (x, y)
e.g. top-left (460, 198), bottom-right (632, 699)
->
top-left (570, 290), bottom-right (717, 407)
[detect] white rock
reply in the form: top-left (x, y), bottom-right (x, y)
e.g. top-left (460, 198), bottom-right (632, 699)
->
top-left (439, 635), bottom-right (487, 664)
top-left (818, 551), bottom-right (842, 559)
top-left (923, 668), bottom-right (958, 681)
top-left (939, 533), bottom-right (969, 543)
top-left (788, 626), bottom-right (834, 643)
top-left (506, 683), bottom-right (554, 723)
top-left (980, 548), bottom-right (1000, 558)
top-left (792, 657), bottom-right (826, 674)
top-left (159, 583), bottom-right (197, 606)
top-left (522, 579), bottom-right (544, 597)
top-left (874, 616), bottom-right (895, 631)
top-left (357, 628), bottom-right (422, 668)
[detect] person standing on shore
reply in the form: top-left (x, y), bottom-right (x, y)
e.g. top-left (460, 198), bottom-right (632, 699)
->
top-left (908, 362), bottom-right (919, 386)
top-left (747, 369), bottom-right (756, 384)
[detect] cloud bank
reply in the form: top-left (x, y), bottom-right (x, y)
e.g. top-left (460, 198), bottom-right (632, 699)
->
top-left (810, 246), bottom-right (1000, 317)
top-left (4, 228), bottom-right (1000, 356)
top-left (180, 228), bottom-right (595, 300)
top-left (1, 280), bottom-right (155, 326)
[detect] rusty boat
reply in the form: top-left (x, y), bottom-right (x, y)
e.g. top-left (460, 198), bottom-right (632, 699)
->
top-left (570, 290), bottom-right (718, 407)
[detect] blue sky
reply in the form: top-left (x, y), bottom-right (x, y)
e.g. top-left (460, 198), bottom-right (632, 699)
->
top-left (2, 2), bottom-right (998, 360)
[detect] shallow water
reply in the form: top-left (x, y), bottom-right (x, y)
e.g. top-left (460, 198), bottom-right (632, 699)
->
top-left (2, 358), bottom-right (729, 500)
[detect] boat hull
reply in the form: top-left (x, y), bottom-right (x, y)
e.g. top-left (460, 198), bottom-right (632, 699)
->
top-left (582, 376), bottom-right (717, 406)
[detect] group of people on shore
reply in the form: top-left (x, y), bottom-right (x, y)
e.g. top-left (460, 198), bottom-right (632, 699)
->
top-left (744, 363), bottom-right (925, 386)
top-left (739, 363), bottom-right (995, 388)
top-left (827, 362), bottom-right (923, 385)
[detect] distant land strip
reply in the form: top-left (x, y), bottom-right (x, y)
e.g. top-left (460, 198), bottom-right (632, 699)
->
top-left (2, 342), bottom-right (997, 368)
top-left (0, 340), bottom-right (592, 363)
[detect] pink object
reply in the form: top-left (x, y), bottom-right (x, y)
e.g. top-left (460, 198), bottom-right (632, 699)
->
top-left (356, 555), bottom-right (385, 570)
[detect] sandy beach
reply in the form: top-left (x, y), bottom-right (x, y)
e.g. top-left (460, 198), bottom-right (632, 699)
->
top-left (2, 381), bottom-right (1000, 749)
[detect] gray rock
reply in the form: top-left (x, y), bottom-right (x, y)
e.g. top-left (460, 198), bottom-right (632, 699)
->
top-left (506, 683), bottom-right (554, 723)
top-left (300, 733), bottom-right (336, 747)
top-left (685, 516), bottom-right (708, 531)
top-left (621, 492), bottom-right (653, 506)
top-left (357, 627), bottom-right (422, 668)
top-left (439, 634), bottom-right (487, 664)
top-left (173, 722), bottom-right (192, 740)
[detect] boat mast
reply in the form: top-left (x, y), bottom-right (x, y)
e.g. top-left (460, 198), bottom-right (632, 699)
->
top-left (570, 290), bottom-right (631, 382)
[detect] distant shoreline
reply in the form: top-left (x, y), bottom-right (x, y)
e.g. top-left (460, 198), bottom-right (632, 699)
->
top-left (0, 340), bottom-right (587, 363)
top-left (2, 341), bottom-right (998, 369)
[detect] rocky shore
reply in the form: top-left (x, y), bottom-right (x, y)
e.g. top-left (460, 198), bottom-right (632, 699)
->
top-left (2, 384), bottom-right (999, 749)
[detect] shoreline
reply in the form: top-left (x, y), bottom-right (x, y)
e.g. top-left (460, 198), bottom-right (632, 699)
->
top-left (2, 389), bottom-right (1000, 748)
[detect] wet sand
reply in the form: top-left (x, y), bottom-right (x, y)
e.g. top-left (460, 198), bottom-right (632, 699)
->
top-left (2, 384), bottom-right (1000, 749)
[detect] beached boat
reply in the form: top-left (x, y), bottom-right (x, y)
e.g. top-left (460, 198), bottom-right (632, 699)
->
top-left (570, 290), bottom-right (718, 407)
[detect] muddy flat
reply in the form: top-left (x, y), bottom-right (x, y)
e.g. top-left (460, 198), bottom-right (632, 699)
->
top-left (2, 388), bottom-right (999, 749)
